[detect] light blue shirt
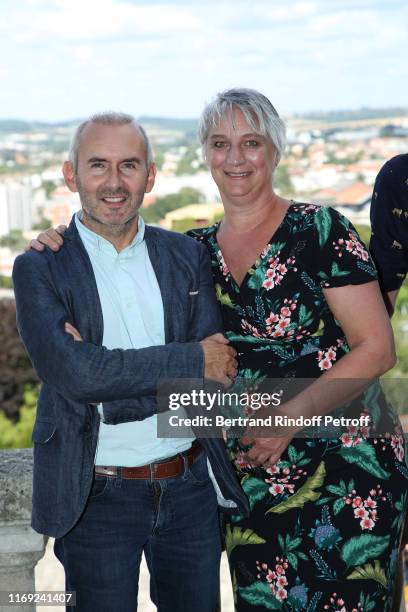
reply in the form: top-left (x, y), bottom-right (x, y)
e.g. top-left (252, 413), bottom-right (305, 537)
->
top-left (75, 213), bottom-right (193, 466)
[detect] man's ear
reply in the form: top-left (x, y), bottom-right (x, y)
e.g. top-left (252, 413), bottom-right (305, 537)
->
top-left (62, 161), bottom-right (78, 193)
top-left (145, 163), bottom-right (157, 194)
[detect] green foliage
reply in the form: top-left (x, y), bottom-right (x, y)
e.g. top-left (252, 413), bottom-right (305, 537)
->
top-left (0, 299), bottom-right (39, 421)
top-left (0, 275), bottom-right (13, 289)
top-left (274, 163), bottom-right (293, 196)
top-left (42, 180), bottom-right (58, 198)
top-left (0, 384), bottom-right (37, 449)
top-left (32, 215), bottom-right (52, 231)
top-left (142, 187), bottom-right (205, 223)
top-left (175, 146), bottom-right (205, 175)
top-left (354, 224), bottom-right (371, 248)
top-left (0, 229), bottom-right (27, 251)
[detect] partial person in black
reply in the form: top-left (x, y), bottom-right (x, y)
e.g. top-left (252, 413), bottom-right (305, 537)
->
top-left (370, 153), bottom-right (408, 612)
top-left (370, 153), bottom-right (408, 314)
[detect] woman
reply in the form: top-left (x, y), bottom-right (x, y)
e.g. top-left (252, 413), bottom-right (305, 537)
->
top-left (32, 89), bottom-right (407, 611)
top-left (185, 88), bottom-right (407, 611)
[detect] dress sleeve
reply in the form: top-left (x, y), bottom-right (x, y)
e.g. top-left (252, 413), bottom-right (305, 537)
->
top-left (369, 160), bottom-right (408, 292)
top-left (311, 206), bottom-right (378, 289)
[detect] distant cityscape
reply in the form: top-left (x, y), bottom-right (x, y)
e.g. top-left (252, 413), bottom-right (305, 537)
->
top-left (0, 108), bottom-right (407, 280)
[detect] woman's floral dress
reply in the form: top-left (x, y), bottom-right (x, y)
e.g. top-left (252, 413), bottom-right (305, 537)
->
top-left (187, 204), bottom-right (408, 612)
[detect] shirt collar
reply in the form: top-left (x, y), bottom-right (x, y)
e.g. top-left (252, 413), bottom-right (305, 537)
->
top-left (75, 211), bottom-right (145, 257)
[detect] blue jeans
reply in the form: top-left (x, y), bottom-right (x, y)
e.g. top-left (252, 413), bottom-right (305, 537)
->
top-left (54, 452), bottom-right (222, 612)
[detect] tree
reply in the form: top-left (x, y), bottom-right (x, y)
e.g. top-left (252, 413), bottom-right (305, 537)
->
top-left (0, 299), bottom-right (39, 421)
top-left (142, 187), bottom-right (205, 223)
top-left (274, 164), bottom-right (293, 196)
top-left (0, 229), bottom-right (27, 251)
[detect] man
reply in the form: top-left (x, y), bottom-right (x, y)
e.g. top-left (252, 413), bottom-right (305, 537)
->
top-left (370, 153), bottom-right (408, 612)
top-left (13, 112), bottom-right (248, 612)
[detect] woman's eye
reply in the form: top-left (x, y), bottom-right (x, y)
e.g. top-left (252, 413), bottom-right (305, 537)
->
top-left (244, 140), bottom-right (259, 147)
top-left (213, 141), bottom-right (226, 149)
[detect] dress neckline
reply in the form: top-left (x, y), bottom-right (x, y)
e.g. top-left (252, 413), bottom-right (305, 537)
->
top-left (212, 202), bottom-right (295, 291)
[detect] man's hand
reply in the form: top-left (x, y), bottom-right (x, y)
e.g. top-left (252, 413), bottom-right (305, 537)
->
top-left (200, 333), bottom-right (237, 387)
top-left (240, 433), bottom-right (294, 468)
top-left (27, 225), bottom-right (67, 252)
top-left (65, 322), bottom-right (83, 342)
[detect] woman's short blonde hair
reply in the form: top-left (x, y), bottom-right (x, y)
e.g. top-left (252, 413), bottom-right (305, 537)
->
top-left (198, 88), bottom-right (286, 163)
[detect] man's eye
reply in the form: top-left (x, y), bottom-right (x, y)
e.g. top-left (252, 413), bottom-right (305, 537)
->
top-left (122, 163), bottom-right (137, 170)
top-left (90, 162), bottom-right (104, 169)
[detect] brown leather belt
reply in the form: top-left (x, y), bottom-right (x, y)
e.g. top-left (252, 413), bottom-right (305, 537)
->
top-left (94, 440), bottom-right (202, 480)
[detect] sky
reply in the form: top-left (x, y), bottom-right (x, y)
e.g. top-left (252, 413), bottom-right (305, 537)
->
top-left (0, 0), bottom-right (407, 121)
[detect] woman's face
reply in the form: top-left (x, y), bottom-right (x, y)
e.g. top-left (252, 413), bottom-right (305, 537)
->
top-left (205, 108), bottom-right (278, 202)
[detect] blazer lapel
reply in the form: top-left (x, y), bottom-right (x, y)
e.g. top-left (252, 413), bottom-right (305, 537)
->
top-left (145, 226), bottom-right (173, 343)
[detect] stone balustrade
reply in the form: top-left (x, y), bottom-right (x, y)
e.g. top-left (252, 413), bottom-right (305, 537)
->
top-left (0, 450), bottom-right (45, 612)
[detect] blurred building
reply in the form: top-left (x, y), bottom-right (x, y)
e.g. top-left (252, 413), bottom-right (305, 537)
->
top-left (162, 202), bottom-right (224, 230)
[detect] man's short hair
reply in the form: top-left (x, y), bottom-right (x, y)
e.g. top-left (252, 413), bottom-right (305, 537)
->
top-left (68, 111), bottom-right (154, 171)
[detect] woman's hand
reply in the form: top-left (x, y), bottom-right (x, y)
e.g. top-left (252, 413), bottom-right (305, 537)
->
top-left (65, 322), bottom-right (83, 342)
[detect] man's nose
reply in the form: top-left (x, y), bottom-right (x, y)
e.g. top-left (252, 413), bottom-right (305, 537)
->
top-left (105, 166), bottom-right (121, 189)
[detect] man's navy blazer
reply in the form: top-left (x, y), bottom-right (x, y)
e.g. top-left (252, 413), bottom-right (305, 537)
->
top-left (13, 217), bottom-right (249, 537)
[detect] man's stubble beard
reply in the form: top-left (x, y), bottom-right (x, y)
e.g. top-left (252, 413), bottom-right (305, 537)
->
top-left (76, 177), bottom-right (147, 239)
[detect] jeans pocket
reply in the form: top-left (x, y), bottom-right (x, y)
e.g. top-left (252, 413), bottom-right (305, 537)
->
top-left (185, 454), bottom-right (211, 487)
top-left (88, 475), bottom-right (109, 500)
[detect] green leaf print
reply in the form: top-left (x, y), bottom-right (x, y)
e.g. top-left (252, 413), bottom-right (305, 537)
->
top-left (331, 262), bottom-right (350, 277)
top-left (314, 206), bottom-right (332, 247)
top-left (338, 441), bottom-right (391, 479)
top-left (333, 499), bottom-right (346, 515)
top-left (268, 241), bottom-right (286, 259)
top-left (241, 476), bottom-right (270, 511)
top-left (224, 525), bottom-right (266, 556)
top-left (286, 552), bottom-right (298, 570)
top-left (346, 560), bottom-right (388, 587)
top-left (362, 381), bottom-right (382, 427)
top-left (215, 283), bottom-right (235, 309)
top-left (247, 265), bottom-right (268, 291)
top-left (326, 481), bottom-right (347, 496)
top-left (340, 534), bottom-right (390, 568)
top-left (266, 462), bottom-right (326, 514)
top-left (238, 582), bottom-right (283, 610)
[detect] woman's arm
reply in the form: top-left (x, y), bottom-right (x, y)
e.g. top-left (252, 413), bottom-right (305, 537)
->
top-left (242, 280), bottom-right (396, 466)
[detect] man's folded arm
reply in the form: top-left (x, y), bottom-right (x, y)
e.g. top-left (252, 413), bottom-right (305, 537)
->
top-left (12, 254), bottom-right (204, 405)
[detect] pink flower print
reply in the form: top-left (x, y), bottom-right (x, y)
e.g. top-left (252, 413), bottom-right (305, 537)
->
top-left (354, 507), bottom-right (369, 519)
top-left (352, 496), bottom-right (363, 508)
top-left (276, 588), bottom-right (288, 601)
top-left (340, 433), bottom-right (354, 447)
top-left (266, 312), bottom-right (279, 325)
top-left (266, 570), bottom-right (276, 583)
top-left (266, 465), bottom-right (280, 475)
top-left (280, 306), bottom-right (290, 317)
top-left (391, 435), bottom-right (405, 462)
top-left (335, 232), bottom-right (369, 261)
top-left (364, 497), bottom-right (377, 509)
top-left (269, 483), bottom-right (285, 496)
top-left (360, 517), bottom-right (375, 531)
top-left (318, 358), bottom-right (333, 371)
top-left (326, 348), bottom-right (336, 360)
top-left (276, 576), bottom-right (288, 587)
